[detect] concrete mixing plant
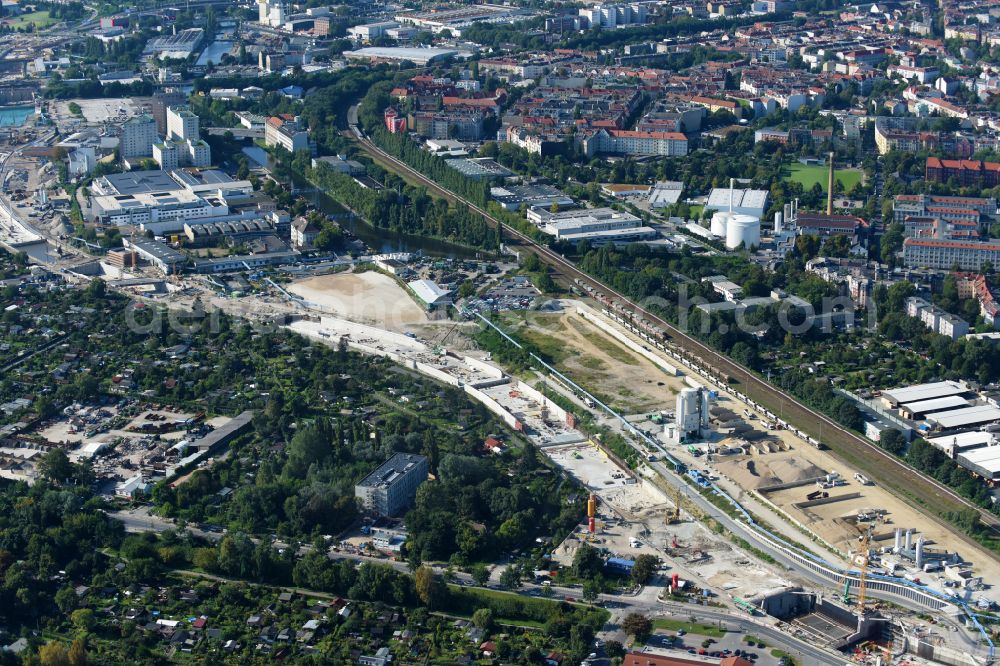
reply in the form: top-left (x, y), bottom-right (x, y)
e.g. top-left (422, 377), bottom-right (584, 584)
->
top-left (676, 385), bottom-right (711, 442)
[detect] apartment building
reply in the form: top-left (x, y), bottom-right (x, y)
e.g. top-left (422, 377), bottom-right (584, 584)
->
top-left (903, 238), bottom-right (1000, 271)
top-left (905, 296), bottom-right (970, 340)
top-left (354, 453), bottom-right (428, 517)
top-left (926, 157), bottom-right (1000, 188)
top-left (580, 128), bottom-right (688, 157)
top-left (264, 115), bottom-right (310, 153)
top-left (119, 114), bottom-right (157, 159)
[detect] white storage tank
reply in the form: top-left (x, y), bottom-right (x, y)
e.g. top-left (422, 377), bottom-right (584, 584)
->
top-left (710, 211), bottom-right (731, 238)
top-left (725, 214), bottom-right (760, 250)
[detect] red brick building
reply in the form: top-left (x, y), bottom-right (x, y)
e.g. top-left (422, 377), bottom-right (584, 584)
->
top-left (926, 157), bottom-right (1000, 188)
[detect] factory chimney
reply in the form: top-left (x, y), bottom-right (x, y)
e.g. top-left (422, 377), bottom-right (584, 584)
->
top-left (826, 151), bottom-right (835, 216)
top-left (729, 178), bottom-right (735, 213)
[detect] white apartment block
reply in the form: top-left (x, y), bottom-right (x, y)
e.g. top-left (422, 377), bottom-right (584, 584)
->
top-left (166, 106), bottom-right (200, 142)
top-left (581, 129), bottom-right (688, 158)
top-left (265, 116), bottom-right (310, 153)
top-left (119, 114), bottom-right (157, 158)
top-left (903, 238), bottom-right (1000, 271)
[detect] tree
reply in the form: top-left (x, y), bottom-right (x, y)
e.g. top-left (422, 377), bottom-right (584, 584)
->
top-left (71, 608), bottom-right (96, 632)
top-left (414, 565), bottom-right (445, 608)
top-left (879, 429), bottom-right (906, 456)
top-left (472, 607), bottom-right (494, 631)
top-left (572, 542), bottom-right (603, 579)
top-left (471, 563), bottom-right (490, 587)
top-left (84, 278), bottom-right (106, 300)
top-left (605, 640), bottom-right (625, 657)
top-left (38, 642), bottom-right (70, 666)
top-left (39, 448), bottom-right (74, 484)
top-left (582, 578), bottom-right (601, 603)
top-left (631, 554), bottom-right (658, 584)
top-left (499, 566), bottom-right (521, 589)
top-left (67, 639), bottom-right (87, 666)
top-left (621, 613), bottom-right (652, 641)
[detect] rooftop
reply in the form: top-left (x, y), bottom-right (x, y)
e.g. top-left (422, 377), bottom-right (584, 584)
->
top-left (882, 381), bottom-right (969, 406)
top-left (357, 453), bottom-right (428, 489)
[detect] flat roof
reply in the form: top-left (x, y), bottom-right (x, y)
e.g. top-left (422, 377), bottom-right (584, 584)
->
top-left (126, 237), bottom-right (186, 265)
top-left (927, 430), bottom-right (994, 453)
top-left (900, 395), bottom-right (970, 414)
top-left (357, 453), bottom-right (428, 488)
top-left (927, 404), bottom-right (1000, 429)
top-left (958, 446), bottom-right (1000, 476)
top-left (98, 170), bottom-right (182, 195)
top-left (882, 381), bottom-right (969, 405)
top-left (445, 158), bottom-right (514, 178)
top-left (343, 46), bottom-right (464, 65)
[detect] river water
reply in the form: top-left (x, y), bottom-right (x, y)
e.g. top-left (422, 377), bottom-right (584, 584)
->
top-left (196, 41), bottom-right (233, 67)
top-left (242, 147), bottom-right (481, 259)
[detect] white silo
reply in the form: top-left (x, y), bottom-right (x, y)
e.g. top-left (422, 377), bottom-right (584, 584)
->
top-left (677, 388), bottom-right (701, 440)
top-left (725, 214), bottom-right (760, 250)
top-left (774, 211), bottom-right (783, 235)
top-left (710, 210), bottom-right (730, 238)
top-left (700, 388), bottom-right (711, 429)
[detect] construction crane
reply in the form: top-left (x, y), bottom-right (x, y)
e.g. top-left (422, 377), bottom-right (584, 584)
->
top-left (666, 486), bottom-right (682, 524)
top-left (855, 527), bottom-right (873, 615)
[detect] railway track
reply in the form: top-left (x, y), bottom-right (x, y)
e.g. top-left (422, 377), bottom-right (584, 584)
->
top-left (351, 131), bottom-right (1000, 556)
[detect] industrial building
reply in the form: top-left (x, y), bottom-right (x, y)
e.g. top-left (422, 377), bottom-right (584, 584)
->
top-left (343, 46), bottom-right (466, 66)
top-left (675, 384), bottom-right (711, 442)
top-left (123, 236), bottom-right (187, 274)
top-left (444, 158), bottom-right (514, 180)
top-left (394, 5), bottom-right (530, 35)
top-left (355, 453), bottom-right (429, 517)
top-left (957, 446), bottom-right (1000, 481)
top-left (89, 169), bottom-right (252, 227)
top-left (705, 187), bottom-right (769, 218)
top-left (880, 381), bottom-right (972, 409)
top-left (531, 207), bottom-right (656, 244)
top-left (490, 184), bottom-right (575, 212)
top-left (407, 279), bottom-right (452, 309)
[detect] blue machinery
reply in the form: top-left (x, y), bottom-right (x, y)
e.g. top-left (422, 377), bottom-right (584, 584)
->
top-left (476, 313), bottom-right (995, 660)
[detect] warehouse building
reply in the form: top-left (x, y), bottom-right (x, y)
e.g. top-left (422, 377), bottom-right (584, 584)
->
top-left (880, 381), bottom-right (972, 409)
top-left (355, 453), bottom-right (428, 517)
top-left (408, 279), bottom-right (452, 309)
top-left (957, 447), bottom-right (1000, 482)
top-left (926, 405), bottom-right (1000, 432)
top-left (530, 207), bottom-right (656, 244)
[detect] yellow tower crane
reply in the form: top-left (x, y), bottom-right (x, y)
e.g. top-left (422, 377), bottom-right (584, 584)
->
top-left (855, 527), bottom-right (873, 615)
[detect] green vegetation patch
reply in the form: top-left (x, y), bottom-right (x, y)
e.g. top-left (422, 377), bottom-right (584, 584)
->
top-left (783, 163), bottom-right (862, 192)
top-left (652, 618), bottom-right (727, 637)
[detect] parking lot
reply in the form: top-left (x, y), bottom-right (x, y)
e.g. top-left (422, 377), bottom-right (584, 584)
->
top-left (465, 275), bottom-right (540, 312)
top-left (640, 628), bottom-right (785, 666)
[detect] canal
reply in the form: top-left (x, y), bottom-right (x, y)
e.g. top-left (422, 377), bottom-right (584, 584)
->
top-left (242, 147), bottom-right (483, 259)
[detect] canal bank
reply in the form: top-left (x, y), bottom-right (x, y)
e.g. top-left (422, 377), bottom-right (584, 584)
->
top-left (242, 146), bottom-right (485, 260)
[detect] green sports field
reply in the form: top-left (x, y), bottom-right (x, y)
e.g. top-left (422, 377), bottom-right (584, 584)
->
top-left (783, 163), bottom-right (863, 192)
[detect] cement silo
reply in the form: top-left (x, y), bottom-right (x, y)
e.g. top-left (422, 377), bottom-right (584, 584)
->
top-left (725, 214), bottom-right (760, 250)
